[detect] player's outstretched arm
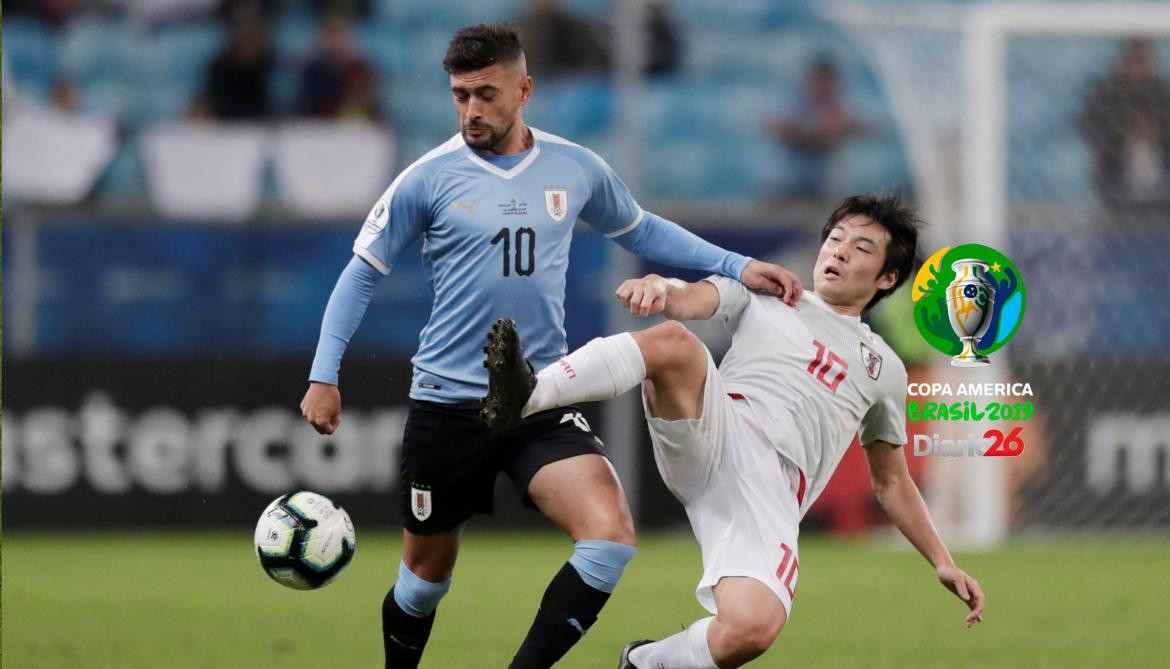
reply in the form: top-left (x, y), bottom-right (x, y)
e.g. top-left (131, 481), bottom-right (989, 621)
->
top-left (615, 274), bottom-right (720, 321)
top-left (864, 440), bottom-right (986, 628)
top-left (578, 151), bottom-right (801, 304)
top-left (602, 210), bottom-right (802, 307)
top-left (302, 255), bottom-right (383, 434)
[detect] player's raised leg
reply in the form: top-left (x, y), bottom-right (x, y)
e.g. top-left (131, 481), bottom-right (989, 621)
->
top-left (623, 577), bottom-right (787, 669)
top-left (382, 528), bottom-right (459, 668)
top-left (481, 318), bottom-right (708, 429)
top-left (632, 320), bottom-right (710, 422)
top-left (509, 454), bottom-right (637, 668)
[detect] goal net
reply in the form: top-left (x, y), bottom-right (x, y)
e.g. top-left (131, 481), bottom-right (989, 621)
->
top-left (825, 2), bottom-right (1170, 544)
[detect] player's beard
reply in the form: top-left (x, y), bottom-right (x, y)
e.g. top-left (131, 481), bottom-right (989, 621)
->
top-left (462, 119), bottom-right (514, 151)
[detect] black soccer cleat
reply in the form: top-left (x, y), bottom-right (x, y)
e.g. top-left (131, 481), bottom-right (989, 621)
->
top-left (480, 317), bottom-right (536, 430)
top-left (617, 640), bottom-right (655, 669)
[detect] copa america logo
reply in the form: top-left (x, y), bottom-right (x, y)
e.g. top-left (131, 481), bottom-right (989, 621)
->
top-left (912, 244), bottom-right (1025, 367)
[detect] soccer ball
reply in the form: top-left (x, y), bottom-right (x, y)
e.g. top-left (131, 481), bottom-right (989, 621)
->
top-left (254, 491), bottom-right (356, 590)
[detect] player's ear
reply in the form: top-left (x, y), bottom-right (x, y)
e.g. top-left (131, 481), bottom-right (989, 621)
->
top-left (876, 269), bottom-right (898, 291)
top-left (518, 74), bottom-right (533, 106)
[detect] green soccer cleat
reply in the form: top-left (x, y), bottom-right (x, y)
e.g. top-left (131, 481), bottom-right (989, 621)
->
top-left (480, 317), bottom-right (536, 430)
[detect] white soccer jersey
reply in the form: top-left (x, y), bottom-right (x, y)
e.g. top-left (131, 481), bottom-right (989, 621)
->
top-left (705, 276), bottom-right (908, 515)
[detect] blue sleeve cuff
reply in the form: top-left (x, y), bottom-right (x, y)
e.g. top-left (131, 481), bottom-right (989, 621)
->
top-left (725, 253), bottom-right (751, 282)
top-left (308, 255), bottom-right (383, 384)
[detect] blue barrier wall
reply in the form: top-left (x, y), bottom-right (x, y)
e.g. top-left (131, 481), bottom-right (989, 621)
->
top-left (2, 220), bottom-right (612, 358)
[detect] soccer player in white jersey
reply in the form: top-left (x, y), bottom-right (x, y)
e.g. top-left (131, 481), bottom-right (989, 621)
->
top-left (482, 195), bottom-right (986, 669)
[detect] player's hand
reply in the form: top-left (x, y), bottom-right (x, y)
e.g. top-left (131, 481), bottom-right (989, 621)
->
top-left (936, 564), bottom-right (985, 628)
top-left (301, 382), bottom-right (342, 435)
top-left (616, 275), bottom-right (668, 317)
top-left (740, 259), bottom-right (803, 307)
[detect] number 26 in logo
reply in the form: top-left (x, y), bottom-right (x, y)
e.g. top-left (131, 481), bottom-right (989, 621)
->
top-left (982, 427), bottom-right (1025, 457)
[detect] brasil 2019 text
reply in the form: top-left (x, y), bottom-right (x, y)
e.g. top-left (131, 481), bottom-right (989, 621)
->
top-left (907, 401), bottom-right (1034, 422)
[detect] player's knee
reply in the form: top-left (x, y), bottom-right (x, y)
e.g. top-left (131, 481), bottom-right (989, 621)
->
top-left (568, 539), bottom-right (637, 593)
top-left (721, 616), bottom-right (783, 659)
top-left (392, 560), bottom-right (452, 617)
top-left (575, 512), bottom-right (636, 546)
top-left (639, 321), bottom-right (702, 373)
top-left (655, 319), bottom-right (700, 351)
top-left (591, 505), bottom-right (637, 546)
top-left (573, 466), bottom-right (637, 545)
top-left (612, 525), bottom-right (636, 548)
top-left (715, 596), bottom-right (786, 660)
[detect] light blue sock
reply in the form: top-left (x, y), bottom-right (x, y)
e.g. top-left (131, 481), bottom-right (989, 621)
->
top-left (392, 560), bottom-right (452, 618)
top-left (568, 539), bottom-right (636, 594)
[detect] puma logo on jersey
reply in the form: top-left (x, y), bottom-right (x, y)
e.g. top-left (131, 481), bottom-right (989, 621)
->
top-left (451, 200), bottom-right (476, 215)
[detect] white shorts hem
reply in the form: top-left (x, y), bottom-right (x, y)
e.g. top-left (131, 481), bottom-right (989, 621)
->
top-left (696, 568), bottom-right (794, 619)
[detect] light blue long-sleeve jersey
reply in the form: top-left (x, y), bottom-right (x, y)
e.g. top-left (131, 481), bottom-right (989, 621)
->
top-left (310, 129), bottom-right (750, 402)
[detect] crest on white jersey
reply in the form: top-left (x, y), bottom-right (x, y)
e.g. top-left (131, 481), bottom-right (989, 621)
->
top-left (860, 342), bottom-right (883, 380)
top-left (411, 486), bottom-right (432, 521)
top-left (544, 189), bottom-right (568, 222)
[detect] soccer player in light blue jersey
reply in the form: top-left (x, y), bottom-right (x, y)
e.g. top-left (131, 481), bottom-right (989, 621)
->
top-left (299, 23), bottom-right (802, 669)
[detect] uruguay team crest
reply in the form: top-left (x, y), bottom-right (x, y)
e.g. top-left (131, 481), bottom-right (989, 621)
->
top-left (860, 342), bottom-right (883, 380)
top-left (411, 486), bottom-right (432, 521)
top-left (545, 189), bottom-right (568, 222)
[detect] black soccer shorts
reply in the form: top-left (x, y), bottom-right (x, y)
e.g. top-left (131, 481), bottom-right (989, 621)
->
top-left (398, 399), bottom-right (607, 534)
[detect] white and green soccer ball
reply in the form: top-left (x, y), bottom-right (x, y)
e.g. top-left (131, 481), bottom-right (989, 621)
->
top-left (254, 491), bottom-right (356, 590)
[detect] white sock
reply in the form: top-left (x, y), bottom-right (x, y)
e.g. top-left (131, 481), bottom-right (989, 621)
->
top-left (521, 332), bottom-right (646, 417)
top-left (629, 616), bottom-right (716, 669)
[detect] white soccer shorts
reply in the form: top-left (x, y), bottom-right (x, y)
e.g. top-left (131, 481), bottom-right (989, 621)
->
top-left (642, 347), bottom-right (806, 617)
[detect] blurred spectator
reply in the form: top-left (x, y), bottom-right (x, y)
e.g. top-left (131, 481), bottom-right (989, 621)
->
top-left (296, 12), bottom-right (385, 123)
top-left (217, 0), bottom-right (277, 22)
top-left (216, 0), bottom-right (371, 22)
top-left (517, 0), bottom-right (609, 79)
top-left (641, 0), bottom-right (682, 77)
top-left (1079, 38), bottom-right (1170, 204)
top-left (50, 78), bottom-right (78, 113)
top-left (308, 0), bottom-right (371, 19)
top-left (190, 18), bottom-right (275, 121)
top-left (107, 0), bottom-right (219, 26)
top-left (767, 57), bottom-right (872, 199)
top-left (5, 0), bottom-right (80, 26)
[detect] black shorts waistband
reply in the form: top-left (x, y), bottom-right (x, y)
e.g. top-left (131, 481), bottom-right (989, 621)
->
top-left (410, 398), bottom-right (482, 413)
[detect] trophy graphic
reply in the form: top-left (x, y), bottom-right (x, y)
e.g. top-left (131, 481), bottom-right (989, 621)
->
top-left (946, 259), bottom-right (996, 367)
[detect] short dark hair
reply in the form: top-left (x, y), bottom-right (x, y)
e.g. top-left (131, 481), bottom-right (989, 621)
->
top-left (820, 194), bottom-right (922, 313)
top-left (443, 23), bottom-right (524, 74)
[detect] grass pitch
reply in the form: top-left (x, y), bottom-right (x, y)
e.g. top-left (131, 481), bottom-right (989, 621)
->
top-left (2, 530), bottom-right (1168, 668)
